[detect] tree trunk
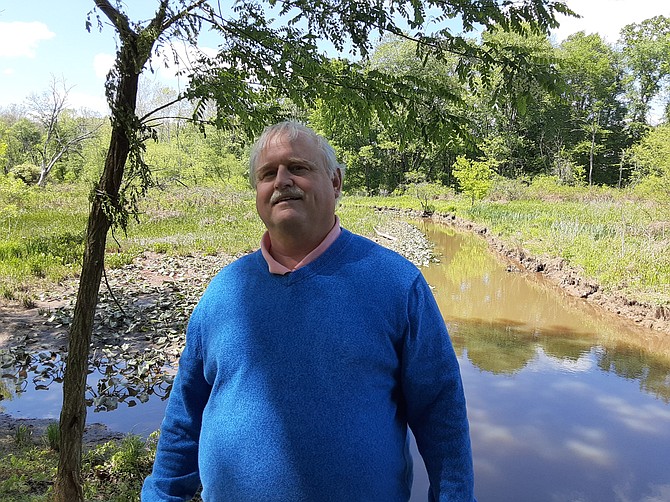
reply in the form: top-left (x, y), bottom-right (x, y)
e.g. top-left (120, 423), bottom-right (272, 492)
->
top-left (53, 70), bottom-right (139, 502)
top-left (589, 124), bottom-right (595, 186)
top-left (37, 167), bottom-right (48, 187)
top-left (53, 198), bottom-right (111, 500)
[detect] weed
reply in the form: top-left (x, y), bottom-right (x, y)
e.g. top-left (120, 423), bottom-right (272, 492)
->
top-left (0, 445), bottom-right (57, 501)
top-left (20, 295), bottom-right (36, 309)
top-left (81, 433), bottom-right (164, 501)
top-left (14, 425), bottom-right (33, 448)
top-left (1, 285), bottom-right (15, 300)
top-left (41, 422), bottom-right (60, 451)
top-left (105, 251), bottom-right (138, 269)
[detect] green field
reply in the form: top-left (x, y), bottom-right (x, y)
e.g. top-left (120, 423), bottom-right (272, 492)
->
top-left (1, 177), bottom-right (668, 307)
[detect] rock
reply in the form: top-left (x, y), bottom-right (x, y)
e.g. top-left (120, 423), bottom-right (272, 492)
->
top-left (372, 220), bottom-right (435, 267)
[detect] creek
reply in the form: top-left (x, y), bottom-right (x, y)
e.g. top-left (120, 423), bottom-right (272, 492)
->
top-left (2, 221), bottom-right (670, 501)
top-left (417, 222), bottom-right (670, 502)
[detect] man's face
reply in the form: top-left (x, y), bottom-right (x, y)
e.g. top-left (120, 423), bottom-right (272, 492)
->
top-left (254, 131), bottom-right (342, 243)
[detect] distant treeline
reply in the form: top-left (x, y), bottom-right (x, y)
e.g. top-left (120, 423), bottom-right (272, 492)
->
top-left (1, 16), bottom-right (669, 197)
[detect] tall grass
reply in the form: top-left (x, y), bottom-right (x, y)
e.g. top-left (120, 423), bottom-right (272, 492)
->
top-left (463, 198), bottom-right (669, 305)
top-left (353, 179), bottom-right (669, 306)
top-left (0, 180), bottom-right (397, 297)
top-left (2, 177), bottom-right (668, 306)
top-left (0, 181), bottom-right (89, 295)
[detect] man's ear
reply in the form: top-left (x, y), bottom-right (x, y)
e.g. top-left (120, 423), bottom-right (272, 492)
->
top-left (332, 168), bottom-right (343, 198)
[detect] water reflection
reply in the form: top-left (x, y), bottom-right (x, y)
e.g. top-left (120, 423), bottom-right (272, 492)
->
top-left (420, 222), bottom-right (670, 501)
top-left (0, 349), bottom-right (173, 435)
top-left (422, 223), bottom-right (670, 402)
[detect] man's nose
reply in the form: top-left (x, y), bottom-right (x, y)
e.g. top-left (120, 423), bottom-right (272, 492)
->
top-left (274, 165), bottom-right (294, 188)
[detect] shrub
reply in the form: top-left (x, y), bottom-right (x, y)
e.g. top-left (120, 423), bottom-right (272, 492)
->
top-left (14, 425), bottom-right (33, 448)
top-left (9, 163), bottom-right (41, 185)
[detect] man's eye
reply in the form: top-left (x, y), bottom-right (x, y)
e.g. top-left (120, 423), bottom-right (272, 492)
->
top-left (290, 165), bottom-right (308, 173)
top-left (259, 170), bottom-right (275, 180)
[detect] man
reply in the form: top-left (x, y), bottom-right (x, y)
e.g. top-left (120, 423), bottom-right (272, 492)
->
top-left (142, 121), bottom-right (475, 501)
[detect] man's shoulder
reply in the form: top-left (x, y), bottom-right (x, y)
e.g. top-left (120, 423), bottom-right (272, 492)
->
top-left (205, 250), bottom-right (262, 286)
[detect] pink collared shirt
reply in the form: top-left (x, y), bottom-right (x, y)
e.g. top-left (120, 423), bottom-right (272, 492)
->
top-left (260, 217), bottom-right (342, 275)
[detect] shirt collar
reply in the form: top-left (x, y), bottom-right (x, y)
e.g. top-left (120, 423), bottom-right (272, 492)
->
top-left (260, 216), bottom-right (341, 275)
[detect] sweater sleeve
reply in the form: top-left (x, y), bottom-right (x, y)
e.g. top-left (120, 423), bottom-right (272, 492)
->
top-left (401, 275), bottom-right (476, 502)
top-left (141, 307), bottom-right (212, 501)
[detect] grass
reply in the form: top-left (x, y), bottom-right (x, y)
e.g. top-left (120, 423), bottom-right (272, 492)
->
top-left (0, 429), bottom-right (163, 501)
top-left (13, 426), bottom-right (32, 449)
top-left (0, 446), bottom-right (56, 501)
top-left (0, 182), bottom-right (89, 299)
top-left (1, 177), bottom-right (668, 306)
top-left (41, 423), bottom-right (59, 452)
top-left (460, 198), bottom-right (669, 305)
top-left (350, 182), bottom-right (670, 306)
top-left (0, 181), bottom-right (398, 298)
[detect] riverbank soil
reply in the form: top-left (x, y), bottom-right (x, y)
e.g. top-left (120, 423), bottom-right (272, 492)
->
top-left (431, 212), bottom-right (670, 336)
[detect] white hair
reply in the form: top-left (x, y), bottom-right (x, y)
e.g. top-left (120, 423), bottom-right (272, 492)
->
top-left (248, 121), bottom-right (345, 190)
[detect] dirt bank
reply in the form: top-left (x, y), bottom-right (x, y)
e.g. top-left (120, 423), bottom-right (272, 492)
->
top-left (429, 211), bottom-right (670, 336)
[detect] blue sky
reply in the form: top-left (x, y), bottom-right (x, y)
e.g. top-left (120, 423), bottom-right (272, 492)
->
top-left (0, 0), bottom-right (667, 115)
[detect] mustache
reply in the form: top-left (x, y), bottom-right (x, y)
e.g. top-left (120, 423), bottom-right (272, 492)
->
top-left (270, 187), bottom-right (305, 205)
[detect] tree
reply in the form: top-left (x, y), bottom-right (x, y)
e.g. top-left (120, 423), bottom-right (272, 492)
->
top-left (26, 77), bottom-right (100, 187)
top-left (627, 123), bottom-right (670, 198)
top-left (465, 25), bottom-right (562, 179)
top-left (619, 15), bottom-right (670, 125)
top-left (55, 1), bottom-right (575, 499)
top-left (0, 117), bottom-right (41, 175)
top-left (452, 155), bottom-right (494, 204)
top-left (559, 32), bottom-right (627, 185)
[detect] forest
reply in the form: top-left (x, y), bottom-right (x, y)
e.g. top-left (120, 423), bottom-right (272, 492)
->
top-left (2, 16), bottom-right (670, 196)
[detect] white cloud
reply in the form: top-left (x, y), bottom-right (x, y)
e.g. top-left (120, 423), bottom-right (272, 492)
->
top-left (93, 53), bottom-right (116, 79)
top-left (68, 90), bottom-right (109, 115)
top-left (3, 68), bottom-right (15, 76)
top-left (553, 0), bottom-right (667, 44)
top-left (0, 21), bottom-right (55, 58)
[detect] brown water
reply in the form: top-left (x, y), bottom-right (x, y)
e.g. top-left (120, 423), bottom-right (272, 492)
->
top-left (414, 222), bottom-right (670, 502)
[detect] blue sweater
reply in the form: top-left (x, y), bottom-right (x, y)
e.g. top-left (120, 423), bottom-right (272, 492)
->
top-left (142, 229), bottom-right (474, 501)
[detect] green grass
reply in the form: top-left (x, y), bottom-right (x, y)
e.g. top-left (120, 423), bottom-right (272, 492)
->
top-left (461, 198), bottom-right (670, 305)
top-left (0, 430), bottom-right (163, 502)
top-left (0, 181), bottom-right (399, 297)
top-left (118, 185), bottom-right (266, 257)
top-left (351, 184), bottom-right (669, 306)
top-left (0, 446), bottom-right (56, 501)
top-left (0, 182), bottom-right (89, 295)
top-left (1, 178), bottom-right (668, 306)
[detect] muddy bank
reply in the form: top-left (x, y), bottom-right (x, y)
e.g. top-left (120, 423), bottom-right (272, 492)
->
top-left (429, 211), bottom-right (670, 336)
top-left (0, 413), bottom-right (124, 456)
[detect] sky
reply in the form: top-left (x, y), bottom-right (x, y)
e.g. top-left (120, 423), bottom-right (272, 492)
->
top-left (0, 0), bottom-right (668, 115)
